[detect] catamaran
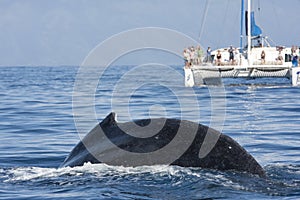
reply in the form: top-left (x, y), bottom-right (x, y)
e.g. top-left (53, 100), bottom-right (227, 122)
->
top-left (184, 0), bottom-right (300, 86)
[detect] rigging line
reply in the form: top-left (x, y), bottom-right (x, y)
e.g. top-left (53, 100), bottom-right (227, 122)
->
top-left (198, 0), bottom-right (210, 43)
top-left (217, 0), bottom-right (230, 48)
top-left (269, 1), bottom-right (280, 46)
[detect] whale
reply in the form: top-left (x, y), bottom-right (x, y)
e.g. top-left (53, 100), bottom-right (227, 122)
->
top-left (61, 112), bottom-right (266, 178)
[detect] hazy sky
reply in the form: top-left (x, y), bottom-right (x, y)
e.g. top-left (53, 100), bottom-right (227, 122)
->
top-left (1, 0), bottom-right (299, 66)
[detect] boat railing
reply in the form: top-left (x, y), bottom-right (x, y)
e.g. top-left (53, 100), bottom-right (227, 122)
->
top-left (191, 63), bottom-right (292, 70)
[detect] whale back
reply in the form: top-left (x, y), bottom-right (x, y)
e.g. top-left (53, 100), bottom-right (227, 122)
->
top-left (60, 112), bottom-right (266, 178)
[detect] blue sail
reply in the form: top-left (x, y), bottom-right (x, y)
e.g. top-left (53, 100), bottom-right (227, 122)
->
top-left (245, 11), bottom-right (262, 37)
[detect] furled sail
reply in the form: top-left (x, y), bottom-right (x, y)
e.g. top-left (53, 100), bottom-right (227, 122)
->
top-left (245, 11), bottom-right (262, 37)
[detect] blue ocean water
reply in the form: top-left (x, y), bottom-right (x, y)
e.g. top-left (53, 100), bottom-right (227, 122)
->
top-left (0, 66), bottom-right (299, 200)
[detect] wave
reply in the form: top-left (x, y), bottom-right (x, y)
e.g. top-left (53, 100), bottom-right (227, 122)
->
top-left (1, 163), bottom-right (299, 198)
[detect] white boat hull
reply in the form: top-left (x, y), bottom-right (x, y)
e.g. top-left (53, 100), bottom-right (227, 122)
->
top-left (184, 65), bottom-right (300, 86)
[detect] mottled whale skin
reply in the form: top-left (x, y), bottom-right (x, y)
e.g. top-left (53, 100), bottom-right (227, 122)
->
top-left (61, 112), bottom-right (266, 178)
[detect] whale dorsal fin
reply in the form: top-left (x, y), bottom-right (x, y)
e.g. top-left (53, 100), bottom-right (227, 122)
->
top-left (100, 112), bottom-right (117, 127)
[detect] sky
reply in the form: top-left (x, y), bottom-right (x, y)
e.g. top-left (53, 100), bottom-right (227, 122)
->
top-left (0, 0), bottom-right (300, 66)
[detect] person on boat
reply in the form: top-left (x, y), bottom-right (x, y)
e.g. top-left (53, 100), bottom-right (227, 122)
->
top-left (257, 40), bottom-right (263, 48)
top-left (292, 50), bottom-right (298, 67)
top-left (206, 47), bottom-right (212, 63)
top-left (261, 50), bottom-right (266, 64)
top-left (276, 50), bottom-right (283, 65)
top-left (190, 47), bottom-right (197, 65)
top-left (196, 46), bottom-right (203, 65)
top-left (228, 45), bottom-right (234, 65)
top-left (234, 48), bottom-right (240, 65)
top-left (183, 48), bottom-right (191, 68)
top-left (216, 50), bottom-right (222, 66)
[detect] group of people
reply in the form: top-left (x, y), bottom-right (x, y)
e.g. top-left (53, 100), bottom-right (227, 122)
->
top-left (184, 45), bottom-right (300, 67)
top-left (261, 46), bottom-right (299, 66)
top-left (183, 46), bottom-right (203, 67)
top-left (183, 45), bottom-right (240, 67)
top-left (260, 47), bottom-right (281, 65)
top-left (215, 46), bottom-right (240, 66)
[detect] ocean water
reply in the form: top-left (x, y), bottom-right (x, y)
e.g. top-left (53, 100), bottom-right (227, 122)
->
top-left (0, 66), bottom-right (299, 200)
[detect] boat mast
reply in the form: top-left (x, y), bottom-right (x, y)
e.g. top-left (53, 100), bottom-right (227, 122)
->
top-left (247, 0), bottom-right (252, 65)
top-left (240, 0), bottom-right (244, 53)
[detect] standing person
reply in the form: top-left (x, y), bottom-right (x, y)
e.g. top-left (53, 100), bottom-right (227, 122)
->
top-left (234, 48), bottom-right (240, 65)
top-left (261, 50), bottom-right (266, 64)
top-left (228, 45), bottom-right (234, 65)
top-left (216, 50), bottom-right (222, 66)
top-left (206, 47), bottom-right (212, 63)
top-left (183, 49), bottom-right (189, 67)
top-left (292, 49), bottom-right (299, 67)
top-left (191, 47), bottom-right (197, 65)
top-left (196, 46), bottom-right (203, 65)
